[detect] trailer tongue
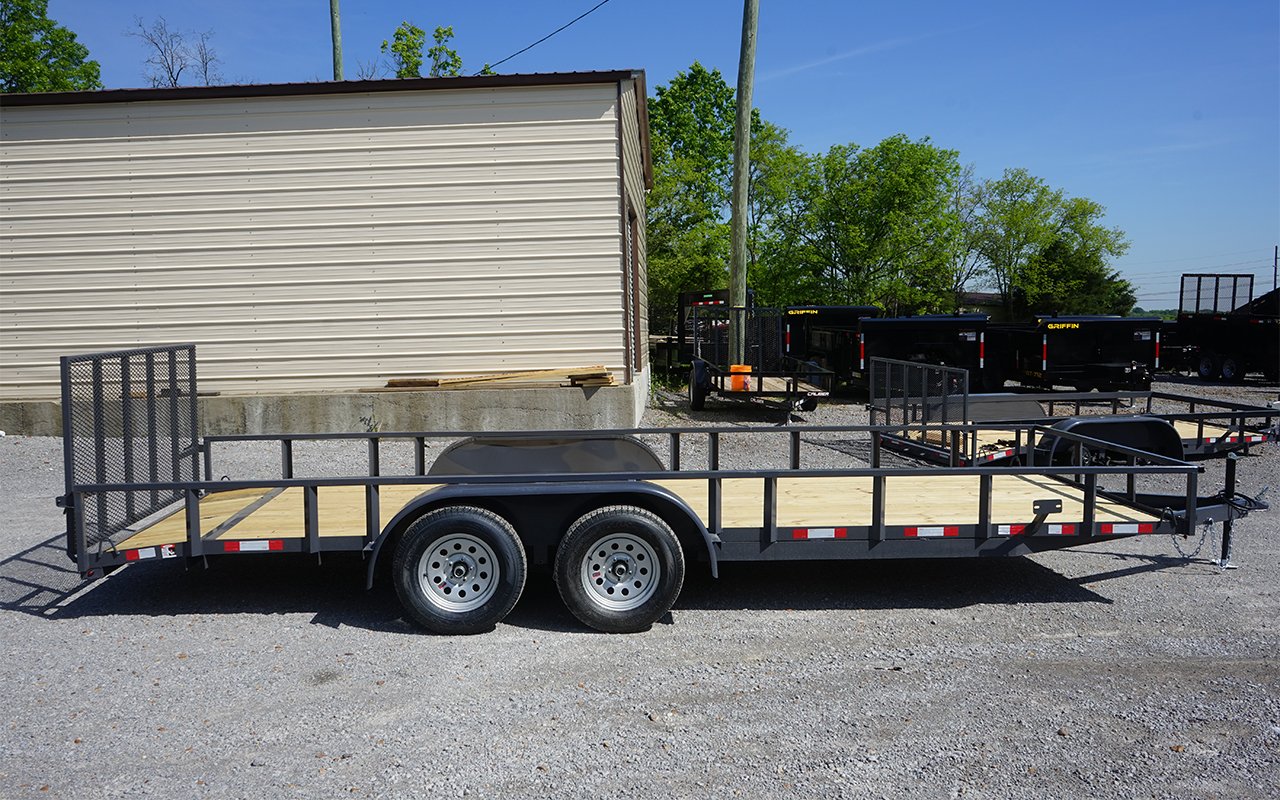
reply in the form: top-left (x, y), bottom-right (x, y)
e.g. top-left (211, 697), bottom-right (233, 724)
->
top-left (58, 346), bottom-right (1269, 635)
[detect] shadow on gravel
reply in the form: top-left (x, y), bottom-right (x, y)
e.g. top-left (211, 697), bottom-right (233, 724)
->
top-left (669, 557), bottom-right (1117, 614)
top-left (1155, 373), bottom-right (1279, 392)
top-left (3, 535), bottom-right (1200, 635)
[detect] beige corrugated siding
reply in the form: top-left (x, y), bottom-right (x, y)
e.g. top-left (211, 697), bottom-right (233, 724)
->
top-left (617, 79), bottom-right (649, 368)
top-left (1, 82), bottom-right (635, 399)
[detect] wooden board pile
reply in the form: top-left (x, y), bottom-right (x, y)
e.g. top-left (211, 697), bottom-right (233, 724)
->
top-left (365, 366), bottom-right (616, 392)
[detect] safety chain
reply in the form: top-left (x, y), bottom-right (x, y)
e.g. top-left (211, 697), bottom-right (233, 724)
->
top-left (1170, 518), bottom-right (1214, 560)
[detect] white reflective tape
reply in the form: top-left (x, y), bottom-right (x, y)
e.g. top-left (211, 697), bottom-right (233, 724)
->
top-left (236, 540), bottom-right (273, 552)
top-left (137, 547), bottom-right (156, 560)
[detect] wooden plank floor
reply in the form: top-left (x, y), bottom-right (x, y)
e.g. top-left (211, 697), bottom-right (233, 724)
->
top-left (652, 474), bottom-right (1155, 529)
top-left (1170, 420), bottom-right (1237, 441)
top-left (112, 473), bottom-right (1157, 552)
top-left (913, 420), bottom-right (1242, 460)
top-left (112, 485), bottom-right (428, 551)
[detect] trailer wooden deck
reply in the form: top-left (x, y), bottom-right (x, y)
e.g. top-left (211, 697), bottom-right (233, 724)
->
top-left (111, 473), bottom-right (1157, 553)
top-left (898, 419), bottom-right (1263, 465)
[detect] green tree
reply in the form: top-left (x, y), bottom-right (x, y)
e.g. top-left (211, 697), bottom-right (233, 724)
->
top-left (1020, 236), bottom-right (1135, 315)
top-left (427, 26), bottom-right (462, 77)
top-left (381, 21), bottom-right (426, 78)
top-left (976, 168), bottom-right (1129, 317)
top-left (0, 0), bottom-right (102, 93)
top-left (646, 62), bottom-right (739, 331)
top-left (757, 135), bottom-right (962, 313)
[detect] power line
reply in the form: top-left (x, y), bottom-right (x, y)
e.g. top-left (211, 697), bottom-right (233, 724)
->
top-left (476, 0), bottom-right (613, 75)
top-left (1119, 248), bottom-right (1266, 268)
top-left (1120, 259), bottom-right (1269, 278)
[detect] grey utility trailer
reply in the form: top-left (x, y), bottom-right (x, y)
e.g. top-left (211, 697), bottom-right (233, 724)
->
top-left (58, 346), bottom-right (1268, 635)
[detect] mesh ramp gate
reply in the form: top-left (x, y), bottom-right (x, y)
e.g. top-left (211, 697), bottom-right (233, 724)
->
top-left (60, 345), bottom-right (200, 564)
top-left (868, 357), bottom-right (976, 463)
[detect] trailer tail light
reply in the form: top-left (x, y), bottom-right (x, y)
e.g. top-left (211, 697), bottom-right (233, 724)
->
top-left (223, 539), bottom-right (285, 552)
top-left (859, 333), bottom-right (865, 370)
top-left (905, 526), bottom-right (959, 538)
top-left (1100, 523), bottom-right (1154, 534)
top-left (791, 527), bottom-right (847, 540)
top-left (1041, 334), bottom-right (1048, 371)
top-left (1154, 330), bottom-right (1161, 368)
top-left (979, 332), bottom-right (985, 368)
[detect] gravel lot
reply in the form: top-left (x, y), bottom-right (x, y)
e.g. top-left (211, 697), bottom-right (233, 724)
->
top-left (2, 376), bottom-right (1278, 799)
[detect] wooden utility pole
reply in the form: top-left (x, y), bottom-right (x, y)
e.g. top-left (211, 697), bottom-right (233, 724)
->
top-left (330, 0), bottom-right (344, 80)
top-left (728, 0), bottom-right (759, 365)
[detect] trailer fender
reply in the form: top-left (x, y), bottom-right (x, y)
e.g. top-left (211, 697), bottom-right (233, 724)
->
top-left (365, 481), bottom-right (717, 589)
top-left (1034, 415), bottom-right (1184, 464)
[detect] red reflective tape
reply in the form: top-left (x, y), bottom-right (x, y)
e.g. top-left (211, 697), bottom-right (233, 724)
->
top-left (979, 333), bottom-right (985, 367)
top-left (859, 335), bottom-right (865, 370)
top-left (944, 526), bottom-right (959, 537)
top-left (223, 541), bottom-right (240, 552)
top-left (125, 549), bottom-right (140, 561)
top-left (792, 529), bottom-right (808, 540)
top-left (1058, 524), bottom-right (1076, 535)
top-left (785, 325), bottom-right (791, 352)
top-left (269, 540), bottom-right (285, 551)
top-left (905, 527), bottom-right (917, 538)
top-left (835, 528), bottom-right (847, 539)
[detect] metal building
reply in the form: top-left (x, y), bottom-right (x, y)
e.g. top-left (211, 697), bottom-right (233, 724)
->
top-left (0, 71), bottom-right (651, 430)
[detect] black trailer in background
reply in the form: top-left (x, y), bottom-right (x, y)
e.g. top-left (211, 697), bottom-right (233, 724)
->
top-left (1175, 274), bottom-right (1280, 382)
top-left (990, 316), bottom-right (1162, 392)
top-left (782, 305), bottom-right (880, 381)
top-left (853, 314), bottom-right (999, 391)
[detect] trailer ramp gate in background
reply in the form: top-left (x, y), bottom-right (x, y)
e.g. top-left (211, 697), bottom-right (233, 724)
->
top-left (867, 357), bottom-right (1017, 465)
top-left (58, 345), bottom-right (200, 570)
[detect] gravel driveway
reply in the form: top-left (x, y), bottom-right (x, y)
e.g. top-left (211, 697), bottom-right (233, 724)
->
top-left (2, 377), bottom-right (1278, 799)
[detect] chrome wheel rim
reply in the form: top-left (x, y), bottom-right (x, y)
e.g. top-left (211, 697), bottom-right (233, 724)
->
top-left (419, 533), bottom-right (499, 613)
top-left (579, 532), bottom-right (660, 612)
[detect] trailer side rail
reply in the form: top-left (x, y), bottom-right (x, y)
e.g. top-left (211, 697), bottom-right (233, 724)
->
top-left (65, 419), bottom-right (1226, 575)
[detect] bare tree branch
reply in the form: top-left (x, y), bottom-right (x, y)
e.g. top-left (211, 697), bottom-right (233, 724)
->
top-left (129, 16), bottom-right (222, 87)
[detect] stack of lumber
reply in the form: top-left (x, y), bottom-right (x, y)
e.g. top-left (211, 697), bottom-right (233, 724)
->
top-left (365, 366), bottom-right (615, 392)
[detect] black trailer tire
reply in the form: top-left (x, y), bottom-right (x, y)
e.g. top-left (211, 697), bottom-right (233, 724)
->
top-left (554, 505), bottom-right (685, 633)
top-left (688, 361), bottom-right (708, 411)
top-left (1219, 355), bottom-right (1242, 383)
top-left (1197, 353), bottom-right (1221, 381)
top-left (393, 506), bottom-right (526, 635)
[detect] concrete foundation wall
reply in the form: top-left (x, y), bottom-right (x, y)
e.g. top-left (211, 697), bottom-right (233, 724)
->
top-left (0, 378), bottom-right (645, 437)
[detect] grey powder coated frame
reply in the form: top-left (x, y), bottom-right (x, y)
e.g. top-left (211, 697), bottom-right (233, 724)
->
top-left (58, 346), bottom-right (1265, 589)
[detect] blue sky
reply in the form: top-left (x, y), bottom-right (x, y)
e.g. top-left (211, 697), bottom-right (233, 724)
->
top-left (46, 0), bottom-right (1280, 309)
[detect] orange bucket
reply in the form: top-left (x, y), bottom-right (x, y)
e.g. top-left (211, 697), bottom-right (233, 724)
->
top-left (729, 364), bottom-right (752, 391)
